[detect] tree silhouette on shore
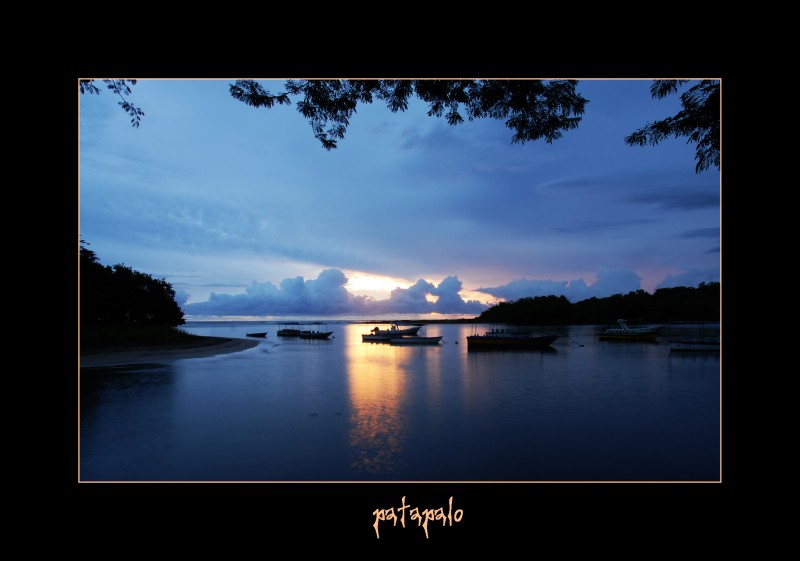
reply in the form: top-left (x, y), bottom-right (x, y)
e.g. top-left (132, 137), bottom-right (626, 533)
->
top-left (477, 282), bottom-right (720, 324)
top-left (80, 239), bottom-right (184, 327)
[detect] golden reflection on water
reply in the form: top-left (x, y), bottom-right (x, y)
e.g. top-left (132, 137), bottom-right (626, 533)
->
top-left (344, 325), bottom-right (409, 475)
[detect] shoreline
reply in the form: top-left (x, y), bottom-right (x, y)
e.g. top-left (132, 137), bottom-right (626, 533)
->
top-left (80, 336), bottom-right (260, 368)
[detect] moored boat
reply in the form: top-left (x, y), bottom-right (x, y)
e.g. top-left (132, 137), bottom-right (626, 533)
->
top-left (598, 319), bottom-right (664, 341)
top-left (299, 330), bottom-right (334, 340)
top-left (467, 328), bottom-right (560, 349)
top-left (362, 333), bottom-right (392, 342)
top-left (246, 332), bottom-right (268, 338)
top-left (370, 324), bottom-right (422, 337)
top-left (299, 322), bottom-right (333, 340)
top-left (361, 324), bottom-right (423, 342)
top-left (277, 323), bottom-right (303, 337)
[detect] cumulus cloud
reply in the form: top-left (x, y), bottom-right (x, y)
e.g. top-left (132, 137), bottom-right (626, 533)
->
top-left (183, 269), bottom-right (486, 317)
top-left (589, 267), bottom-right (642, 297)
top-left (367, 275), bottom-right (486, 314)
top-left (655, 268), bottom-right (720, 290)
top-left (432, 276), bottom-right (473, 312)
top-left (174, 289), bottom-right (190, 307)
top-left (477, 267), bottom-right (642, 302)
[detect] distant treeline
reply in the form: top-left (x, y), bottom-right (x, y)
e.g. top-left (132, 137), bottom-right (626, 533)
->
top-left (80, 241), bottom-right (185, 327)
top-left (477, 282), bottom-right (719, 324)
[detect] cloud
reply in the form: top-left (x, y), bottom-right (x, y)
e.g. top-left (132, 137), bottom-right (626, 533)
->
top-left (626, 190), bottom-right (719, 210)
top-left (183, 269), bottom-right (486, 317)
top-left (681, 227), bottom-right (720, 239)
top-left (174, 289), bottom-right (190, 307)
top-left (553, 218), bottom-right (654, 235)
top-left (477, 267), bottom-right (642, 302)
top-left (381, 279), bottom-right (436, 313)
top-left (590, 267), bottom-right (642, 295)
top-left (655, 268), bottom-right (720, 290)
top-left (535, 170), bottom-right (719, 216)
top-left (432, 276), bottom-right (474, 312)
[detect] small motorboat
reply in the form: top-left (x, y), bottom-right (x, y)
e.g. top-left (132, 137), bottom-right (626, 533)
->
top-left (598, 319), bottom-right (663, 341)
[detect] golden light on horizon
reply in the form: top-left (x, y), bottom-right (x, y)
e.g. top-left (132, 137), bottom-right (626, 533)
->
top-left (460, 288), bottom-right (498, 306)
top-left (344, 270), bottom-right (496, 307)
top-left (344, 271), bottom-right (411, 300)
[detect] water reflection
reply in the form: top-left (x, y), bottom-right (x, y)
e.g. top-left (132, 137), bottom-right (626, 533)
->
top-left (459, 342), bottom-right (555, 414)
top-left (80, 364), bottom-right (178, 481)
top-left (344, 325), bottom-right (407, 476)
top-left (466, 347), bottom-right (557, 354)
top-left (81, 363), bottom-right (175, 414)
top-left (80, 322), bottom-right (720, 481)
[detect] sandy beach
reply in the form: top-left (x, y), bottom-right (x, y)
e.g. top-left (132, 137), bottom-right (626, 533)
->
top-left (80, 336), bottom-right (260, 368)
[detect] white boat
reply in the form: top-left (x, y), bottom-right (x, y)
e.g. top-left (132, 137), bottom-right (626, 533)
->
top-left (361, 334), bottom-right (392, 342)
top-left (371, 324), bottom-right (422, 336)
top-left (362, 324), bottom-right (422, 341)
top-left (599, 319), bottom-right (664, 341)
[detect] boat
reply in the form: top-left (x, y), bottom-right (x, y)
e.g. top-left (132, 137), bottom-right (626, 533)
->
top-left (389, 336), bottom-right (443, 345)
top-left (361, 324), bottom-right (422, 342)
top-left (299, 322), bottom-right (333, 340)
top-left (299, 330), bottom-right (334, 339)
top-left (598, 319), bottom-right (664, 341)
top-left (277, 323), bottom-right (303, 337)
top-left (370, 324), bottom-right (422, 337)
top-left (362, 333), bottom-right (393, 342)
top-left (246, 332), bottom-right (268, 338)
top-left (466, 328), bottom-right (560, 349)
top-left (670, 337), bottom-right (720, 352)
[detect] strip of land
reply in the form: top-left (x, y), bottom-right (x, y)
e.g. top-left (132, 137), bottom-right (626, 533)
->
top-left (80, 336), bottom-right (260, 368)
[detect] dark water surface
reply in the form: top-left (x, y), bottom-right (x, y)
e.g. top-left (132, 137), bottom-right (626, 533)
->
top-left (79, 322), bottom-right (720, 481)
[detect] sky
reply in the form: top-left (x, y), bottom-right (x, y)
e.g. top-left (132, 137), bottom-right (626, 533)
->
top-left (79, 79), bottom-right (720, 319)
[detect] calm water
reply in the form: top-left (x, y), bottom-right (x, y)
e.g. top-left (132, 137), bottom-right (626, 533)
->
top-left (79, 322), bottom-right (720, 481)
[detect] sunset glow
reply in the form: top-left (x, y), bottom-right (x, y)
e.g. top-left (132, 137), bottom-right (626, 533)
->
top-left (460, 289), bottom-right (499, 306)
top-left (344, 272), bottom-right (412, 300)
top-left (81, 79), bottom-right (720, 318)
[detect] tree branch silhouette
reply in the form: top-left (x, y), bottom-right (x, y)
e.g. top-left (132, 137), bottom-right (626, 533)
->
top-left (625, 80), bottom-right (720, 173)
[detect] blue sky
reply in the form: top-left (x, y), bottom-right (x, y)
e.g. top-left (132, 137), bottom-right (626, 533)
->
top-left (79, 79), bottom-right (720, 318)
